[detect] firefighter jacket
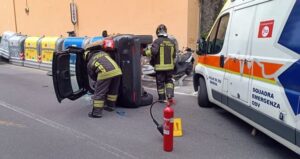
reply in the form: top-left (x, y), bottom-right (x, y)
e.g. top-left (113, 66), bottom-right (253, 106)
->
top-left (84, 48), bottom-right (122, 81)
top-left (145, 37), bottom-right (176, 71)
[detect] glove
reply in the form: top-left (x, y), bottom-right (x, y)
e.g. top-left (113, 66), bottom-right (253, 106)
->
top-left (142, 48), bottom-right (147, 56)
top-left (142, 45), bottom-right (152, 57)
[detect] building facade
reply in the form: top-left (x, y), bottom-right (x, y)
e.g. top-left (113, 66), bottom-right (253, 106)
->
top-left (0, 0), bottom-right (200, 49)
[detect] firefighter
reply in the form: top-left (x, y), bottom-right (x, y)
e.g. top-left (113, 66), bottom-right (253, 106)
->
top-left (144, 24), bottom-right (177, 101)
top-left (84, 40), bottom-right (122, 118)
top-left (102, 30), bottom-right (108, 37)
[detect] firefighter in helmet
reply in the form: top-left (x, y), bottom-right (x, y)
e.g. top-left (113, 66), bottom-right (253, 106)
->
top-left (144, 24), bottom-right (177, 101)
top-left (102, 30), bottom-right (108, 37)
top-left (84, 40), bottom-right (122, 118)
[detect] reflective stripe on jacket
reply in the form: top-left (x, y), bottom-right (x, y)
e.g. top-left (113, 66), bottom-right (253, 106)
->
top-left (151, 37), bottom-right (176, 71)
top-left (87, 51), bottom-right (122, 80)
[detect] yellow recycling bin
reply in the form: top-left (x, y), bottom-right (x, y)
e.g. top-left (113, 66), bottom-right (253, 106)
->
top-left (40, 37), bottom-right (64, 71)
top-left (24, 36), bottom-right (43, 69)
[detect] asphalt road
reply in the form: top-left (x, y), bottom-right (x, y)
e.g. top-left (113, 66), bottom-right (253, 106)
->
top-left (0, 60), bottom-right (298, 159)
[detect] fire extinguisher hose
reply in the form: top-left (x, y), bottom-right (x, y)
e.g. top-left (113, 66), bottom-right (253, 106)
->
top-left (150, 100), bottom-right (164, 135)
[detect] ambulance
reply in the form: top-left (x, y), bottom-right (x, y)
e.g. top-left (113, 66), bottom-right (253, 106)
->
top-left (194, 0), bottom-right (300, 154)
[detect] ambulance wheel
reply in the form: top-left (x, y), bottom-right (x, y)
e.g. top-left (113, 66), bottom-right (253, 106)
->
top-left (198, 77), bottom-right (211, 107)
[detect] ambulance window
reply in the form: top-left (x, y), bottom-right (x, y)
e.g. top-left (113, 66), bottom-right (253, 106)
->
top-left (207, 22), bottom-right (218, 54)
top-left (207, 14), bottom-right (230, 54)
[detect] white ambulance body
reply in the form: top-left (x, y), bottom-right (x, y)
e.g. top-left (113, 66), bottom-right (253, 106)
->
top-left (194, 0), bottom-right (300, 154)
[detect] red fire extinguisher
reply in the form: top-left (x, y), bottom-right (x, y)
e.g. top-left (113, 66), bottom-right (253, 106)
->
top-left (163, 99), bottom-right (174, 152)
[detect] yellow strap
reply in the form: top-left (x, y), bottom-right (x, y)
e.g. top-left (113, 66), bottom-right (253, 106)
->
top-left (94, 100), bottom-right (104, 104)
top-left (84, 51), bottom-right (89, 61)
top-left (171, 46), bottom-right (174, 65)
top-left (107, 95), bottom-right (117, 100)
top-left (166, 83), bottom-right (174, 89)
top-left (160, 45), bottom-right (164, 67)
top-left (97, 68), bottom-right (122, 80)
top-left (94, 103), bottom-right (104, 108)
top-left (94, 61), bottom-right (100, 67)
top-left (94, 55), bottom-right (122, 80)
top-left (158, 89), bottom-right (165, 94)
top-left (93, 100), bottom-right (104, 108)
top-left (145, 48), bottom-right (152, 57)
top-left (105, 56), bottom-right (121, 70)
top-left (107, 95), bottom-right (118, 102)
top-left (157, 41), bottom-right (175, 71)
top-left (94, 61), bottom-right (107, 72)
top-left (107, 98), bottom-right (117, 102)
top-left (155, 64), bottom-right (174, 71)
top-left (97, 65), bottom-right (107, 73)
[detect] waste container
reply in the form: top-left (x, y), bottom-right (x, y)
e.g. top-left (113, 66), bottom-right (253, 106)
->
top-left (89, 36), bottom-right (104, 43)
top-left (0, 31), bottom-right (17, 59)
top-left (24, 36), bottom-right (43, 69)
top-left (8, 34), bottom-right (27, 66)
top-left (40, 37), bottom-right (64, 71)
top-left (63, 37), bottom-right (90, 72)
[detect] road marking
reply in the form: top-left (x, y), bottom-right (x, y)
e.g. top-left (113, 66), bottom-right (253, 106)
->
top-left (0, 64), bottom-right (46, 74)
top-left (144, 87), bottom-right (197, 97)
top-left (0, 119), bottom-right (26, 128)
top-left (0, 100), bottom-right (138, 159)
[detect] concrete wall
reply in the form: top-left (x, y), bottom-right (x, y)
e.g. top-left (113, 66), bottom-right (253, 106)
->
top-left (75, 0), bottom-right (189, 48)
top-left (0, 0), bottom-right (200, 49)
top-left (0, 0), bottom-right (16, 33)
top-left (14, 0), bottom-right (73, 36)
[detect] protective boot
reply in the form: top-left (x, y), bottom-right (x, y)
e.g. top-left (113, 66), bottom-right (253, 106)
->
top-left (88, 107), bottom-right (103, 118)
top-left (104, 100), bottom-right (116, 112)
top-left (158, 94), bottom-right (166, 103)
top-left (104, 105), bottom-right (115, 112)
top-left (166, 94), bottom-right (173, 100)
top-left (167, 94), bottom-right (175, 105)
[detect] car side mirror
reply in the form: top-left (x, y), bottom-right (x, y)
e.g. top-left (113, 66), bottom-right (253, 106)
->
top-left (196, 38), bottom-right (207, 55)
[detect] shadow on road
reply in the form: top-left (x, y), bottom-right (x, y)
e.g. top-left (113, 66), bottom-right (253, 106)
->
top-left (0, 57), bottom-right (9, 65)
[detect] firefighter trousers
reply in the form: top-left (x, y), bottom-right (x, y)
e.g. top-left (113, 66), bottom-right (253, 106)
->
top-left (92, 76), bottom-right (121, 108)
top-left (156, 71), bottom-right (174, 99)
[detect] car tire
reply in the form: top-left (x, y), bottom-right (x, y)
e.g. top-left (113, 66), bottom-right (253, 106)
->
top-left (198, 77), bottom-right (211, 107)
top-left (139, 91), bottom-right (153, 107)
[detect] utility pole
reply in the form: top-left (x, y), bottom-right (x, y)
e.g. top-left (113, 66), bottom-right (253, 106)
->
top-left (12, 0), bottom-right (18, 32)
top-left (70, 0), bottom-right (78, 36)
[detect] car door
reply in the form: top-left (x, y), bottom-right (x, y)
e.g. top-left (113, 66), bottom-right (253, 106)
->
top-left (52, 47), bottom-right (89, 103)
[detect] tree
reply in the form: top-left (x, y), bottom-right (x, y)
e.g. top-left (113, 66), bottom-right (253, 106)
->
top-left (200, 0), bottom-right (225, 38)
